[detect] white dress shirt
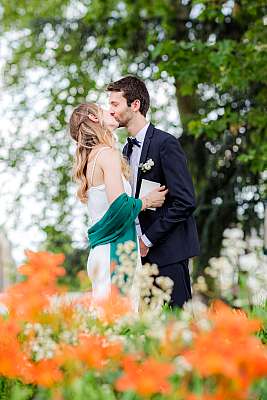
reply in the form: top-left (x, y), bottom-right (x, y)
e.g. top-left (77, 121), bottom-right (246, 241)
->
top-left (128, 123), bottom-right (153, 248)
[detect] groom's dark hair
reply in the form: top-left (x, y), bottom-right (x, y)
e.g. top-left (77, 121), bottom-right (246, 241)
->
top-left (106, 76), bottom-right (150, 117)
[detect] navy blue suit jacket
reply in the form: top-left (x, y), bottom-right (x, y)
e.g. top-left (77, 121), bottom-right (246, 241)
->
top-left (123, 123), bottom-right (200, 267)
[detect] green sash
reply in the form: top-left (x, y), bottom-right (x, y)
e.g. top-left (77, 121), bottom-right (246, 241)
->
top-left (88, 193), bottom-right (142, 269)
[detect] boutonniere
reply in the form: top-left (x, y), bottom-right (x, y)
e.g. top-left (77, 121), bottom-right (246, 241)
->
top-left (139, 158), bottom-right (155, 173)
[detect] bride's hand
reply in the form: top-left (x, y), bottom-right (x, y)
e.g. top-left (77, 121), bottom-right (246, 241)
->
top-left (141, 186), bottom-right (168, 210)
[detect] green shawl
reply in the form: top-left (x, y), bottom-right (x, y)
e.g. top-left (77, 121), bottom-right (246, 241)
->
top-left (88, 193), bottom-right (142, 268)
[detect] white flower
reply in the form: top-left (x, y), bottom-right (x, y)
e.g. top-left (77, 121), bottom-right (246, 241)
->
top-left (0, 303), bottom-right (8, 316)
top-left (247, 276), bottom-right (261, 292)
top-left (174, 356), bottom-right (192, 375)
top-left (193, 276), bottom-right (208, 293)
top-left (247, 236), bottom-right (263, 250)
top-left (182, 298), bottom-right (207, 320)
top-left (139, 158), bottom-right (155, 173)
top-left (196, 318), bottom-right (211, 331)
top-left (223, 227), bottom-right (244, 240)
top-left (239, 253), bottom-right (259, 272)
top-left (181, 329), bottom-right (193, 344)
top-left (252, 289), bottom-right (267, 306)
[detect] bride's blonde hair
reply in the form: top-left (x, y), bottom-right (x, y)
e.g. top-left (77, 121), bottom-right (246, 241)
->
top-left (69, 103), bottom-right (129, 203)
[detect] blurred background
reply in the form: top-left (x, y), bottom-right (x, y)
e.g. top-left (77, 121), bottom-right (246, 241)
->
top-left (0, 0), bottom-right (266, 290)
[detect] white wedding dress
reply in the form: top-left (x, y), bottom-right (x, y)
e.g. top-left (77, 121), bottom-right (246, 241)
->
top-left (86, 147), bottom-right (141, 311)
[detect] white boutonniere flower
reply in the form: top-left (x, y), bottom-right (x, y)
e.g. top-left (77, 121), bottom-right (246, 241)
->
top-left (139, 158), bottom-right (155, 173)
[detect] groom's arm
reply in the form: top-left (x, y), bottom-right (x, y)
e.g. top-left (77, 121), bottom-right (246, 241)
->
top-left (143, 135), bottom-right (196, 245)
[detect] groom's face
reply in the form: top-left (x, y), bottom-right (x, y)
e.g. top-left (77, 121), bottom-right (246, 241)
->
top-left (109, 91), bottom-right (132, 128)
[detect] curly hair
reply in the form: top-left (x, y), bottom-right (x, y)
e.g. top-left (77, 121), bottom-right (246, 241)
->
top-left (69, 103), bottom-right (129, 203)
top-left (106, 76), bottom-right (150, 117)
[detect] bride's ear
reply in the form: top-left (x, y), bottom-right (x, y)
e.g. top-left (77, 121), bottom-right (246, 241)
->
top-left (88, 113), bottom-right (99, 123)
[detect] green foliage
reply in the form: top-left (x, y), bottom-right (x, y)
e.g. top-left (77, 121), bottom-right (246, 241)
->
top-left (61, 372), bottom-right (121, 400)
top-left (250, 302), bottom-right (267, 344)
top-left (252, 377), bottom-right (267, 400)
top-left (0, 377), bottom-right (35, 400)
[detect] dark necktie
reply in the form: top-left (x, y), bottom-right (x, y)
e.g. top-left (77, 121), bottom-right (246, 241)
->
top-left (126, 137), bottom-right (141, 161)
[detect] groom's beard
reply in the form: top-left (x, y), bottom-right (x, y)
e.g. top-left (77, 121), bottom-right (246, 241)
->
top-left (114, 116), bottom-right (129, 128)
top-left (118, 121), bottom-right (126, 128)
top-left (117, 118), bottom-right (129, 128)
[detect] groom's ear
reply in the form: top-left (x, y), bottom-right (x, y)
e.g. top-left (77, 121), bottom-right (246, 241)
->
top-left (131, 99), bottom-right (141, 113)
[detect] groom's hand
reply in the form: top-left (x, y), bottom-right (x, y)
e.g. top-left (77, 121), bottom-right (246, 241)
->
top-left (139, 238), bottom-right (149, 257)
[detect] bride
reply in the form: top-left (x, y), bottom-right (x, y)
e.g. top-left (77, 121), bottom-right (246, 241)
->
top-left (69, 103), bottom-right (167, 308)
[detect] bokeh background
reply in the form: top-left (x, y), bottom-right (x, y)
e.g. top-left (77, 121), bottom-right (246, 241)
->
top-left (0, 0), bottom-right (266, 288)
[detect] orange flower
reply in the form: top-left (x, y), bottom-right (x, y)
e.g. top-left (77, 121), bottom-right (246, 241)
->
top-left (5, 282), bottom-right (52, 321)
top-left (116, 355), bottom-right (175, 396)
top-left (0, 318), bottom-right (33, 381)
top-left (160, 320), bottom-right (185, 357)
top-left (96, 286), bottom-right (132, 323)
top-left (2, 250), bottom-right (66, 322)
top-left (31, 359), bottom-right (63, 387)
top-left (57, 334), bottom-right (122, 370)
top-left (183, 301), bottom-right (267, 398)
top-left (185, 394), bottom-right (226, 400)
top-left (0, 319), bottom-right (23, 377)
top-left (76, 334), bottom-right (122, 369)
top-left (208, 300), bottom-right (262, 338)
top-left (110, 261), bottom-right (116, 273)
top-left (20, 250), bottom-right (65, 279)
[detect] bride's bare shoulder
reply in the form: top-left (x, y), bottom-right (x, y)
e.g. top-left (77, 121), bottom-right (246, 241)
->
top-left (88, 145), bottom-right (112, 160)
top-left (98, 147), bottom-right (120, 163)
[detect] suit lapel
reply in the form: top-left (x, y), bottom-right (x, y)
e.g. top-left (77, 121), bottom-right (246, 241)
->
top-left (122, 142), bottom-right (128, 159)
top-left (135, 123), bottom-right (155, 198)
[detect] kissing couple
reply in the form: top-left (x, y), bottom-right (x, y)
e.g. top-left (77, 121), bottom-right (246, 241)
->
top-left (69, 76), bottom-right (199, 311)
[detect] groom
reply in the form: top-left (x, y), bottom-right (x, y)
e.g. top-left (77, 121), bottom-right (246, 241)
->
top-left (107, 76), bottom-right (200, 307)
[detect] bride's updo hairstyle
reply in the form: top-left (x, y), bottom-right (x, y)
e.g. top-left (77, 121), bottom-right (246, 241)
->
top-left (69, 103), bottom-right (129, 203)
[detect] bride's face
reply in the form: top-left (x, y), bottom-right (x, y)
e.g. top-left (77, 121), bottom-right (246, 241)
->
top-left (102, 109), bottom-right (119, 131)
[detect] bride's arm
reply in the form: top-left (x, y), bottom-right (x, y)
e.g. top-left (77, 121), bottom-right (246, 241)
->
top-left (100, 148), bottom-right (166, 209)
top-left (100, 148), bottom-right (125, 204)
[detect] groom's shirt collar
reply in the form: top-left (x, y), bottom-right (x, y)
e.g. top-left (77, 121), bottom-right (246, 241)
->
top-left (129, 121), bottom-right (152, 247)
top-left (132, 122), bottom-right (150, 144)
top-left (128, 121), bottom-right (150, 195)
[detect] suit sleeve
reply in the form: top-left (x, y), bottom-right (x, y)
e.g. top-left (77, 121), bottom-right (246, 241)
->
top-left (144, 135), bottom-right (196, 245)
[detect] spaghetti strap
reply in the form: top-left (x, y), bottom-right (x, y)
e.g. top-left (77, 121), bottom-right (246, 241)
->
top-left (90, 147), bottom-right (110, 186)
